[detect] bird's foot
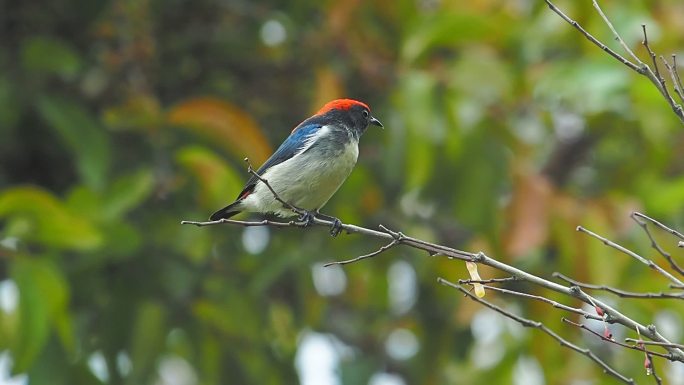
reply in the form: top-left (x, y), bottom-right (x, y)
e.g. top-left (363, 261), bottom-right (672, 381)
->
top-left (314, 211), bottom-right (343, 237)
top-left (329, 218), bottom-right (343, 237)
top-left (296, 210), bottom-right (316, 227)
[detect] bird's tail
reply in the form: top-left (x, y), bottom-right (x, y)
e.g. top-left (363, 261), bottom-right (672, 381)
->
top-left (209, 201), bottom-right (242, 221)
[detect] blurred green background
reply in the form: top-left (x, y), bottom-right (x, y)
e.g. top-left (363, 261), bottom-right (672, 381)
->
top-left (1, 0), bottom-right (683, 384)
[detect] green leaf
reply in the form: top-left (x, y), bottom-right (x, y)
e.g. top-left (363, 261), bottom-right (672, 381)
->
top-left (101, 169), bottom-right (154, 220)
top-left (0, 186), bottom-right (102, 251)
top-left (127, 302), bottom-right (166, 385)
top-left (10, 258), bottom-right (69, 373)
top-left (36, 96), bottom-right (111, 190)
top-left (21, 36), bottom-right (82, 79)
top-left (176, 145), bottom-right (245, 208)
top-left (0, 75), bottom-right (22, 127)
top-left (397, 71), bottom-right (438, 190)
top-left (402, 13), bottom-right (498, 64)
top-left (168, 97), bottom-right (272, 164)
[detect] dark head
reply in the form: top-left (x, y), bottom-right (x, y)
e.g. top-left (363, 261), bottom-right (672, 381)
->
top-left (315, 99), bottom-right (383, 136)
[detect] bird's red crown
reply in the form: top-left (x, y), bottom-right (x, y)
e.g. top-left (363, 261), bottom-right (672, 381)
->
top-left (316, 99), bottom-right (370, 115)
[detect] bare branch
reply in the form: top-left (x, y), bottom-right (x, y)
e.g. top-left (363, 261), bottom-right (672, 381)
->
top-left (438, 278), bottom-right (636, 385)
top-left (631, 212), bottom-right (684, 276)
top-left (458, 276), bottom-right (521, 285)
top-left (545, 0), bottom-right (684, 124)
top-left (562, 318), bottom-right (672, 360)
top-left (625, 339), bottom-right (684, 350)
top-left (181, 164), bottom-right (684, 364)
top-left (323, 239), bottom-right (399, 267)
top-left (641, 25), bottom-right (677, 108)
top-left (577, 225), bottom-right (684, 287)
top-left (662, 56), bottom-right (684, 104)
top-left (544, 0), bottom-right (641, 73)
top-left (633, 212), bottom-right (684, 241)
top-left (672, 55), bottom-right (684, 102)
top-left (553, 272), bottom-right (684, 299)
top-left (243, 158), bottom-right (305, 216)
top-left (592, 0), bottom-right (642, 65)
top-left (647, 352), bottom-right (663, 385)
top-left (457, 281), bottom-right (603, 321)
top-left (183, 214), bottom-right (684, 361)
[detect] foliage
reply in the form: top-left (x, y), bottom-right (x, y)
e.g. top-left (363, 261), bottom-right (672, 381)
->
top-left (0, 0), bottom-right (683, 384)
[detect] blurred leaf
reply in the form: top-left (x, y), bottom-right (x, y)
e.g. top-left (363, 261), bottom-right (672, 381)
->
top-left (65, 169), bottom-right (153, 222)
top-left (311, 67), bottom-right (344, 113)
top-left (20, 36), bottom-right (82, 79)
top-left (10, 258), bottom-right (69, 373)
top-left (127, 302), bottom-right (166, 385)
top-left (103, 94), bottom-right (163, 131)
top-left (176, 145), bottom-right (245, 208)
top-left (101, 169), bottom-right (154, 220)
top-left (36, 96), bottom-right (111, 190)
top-left (0, 186), bottom-right (102, 251)
top-left (503, 172), bottom-right (552, 258)
top-left (402, 13), bottom-right (497, 64)
top-left (640, 175), bottom-right (684, 215)
top-left (398, 71), bottom-right (438, 190)
top-left (0, 76), bottom-right (21, 127)
top-left (193, 299), bottom-right (259, 339)
top-left (101, 221), bottom-right (142, 257)
top-left (168, 97), bottom-right (272, 164)
top-left (535, 60), bottom-right (629, 114)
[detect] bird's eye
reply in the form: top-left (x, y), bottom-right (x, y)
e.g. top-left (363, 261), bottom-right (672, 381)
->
top-left (362, 110), bottom-right (369, 118)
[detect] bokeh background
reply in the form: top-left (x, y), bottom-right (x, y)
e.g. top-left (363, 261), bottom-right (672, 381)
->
top-left (1, 0), bottom-right (684, 384)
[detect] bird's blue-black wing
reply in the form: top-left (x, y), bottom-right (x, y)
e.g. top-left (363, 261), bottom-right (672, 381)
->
top-left (236, 122), bottom-right (322, 199)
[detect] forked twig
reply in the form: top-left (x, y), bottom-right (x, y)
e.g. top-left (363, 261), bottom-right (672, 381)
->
top-left (553, 273), bottom-right (684, 299)
top-left (439, 278), bottom-right (635, 385)
top-left (577, 226), bottom-right (684, 287)
top-left (631, 212), bottom-right (684, 276)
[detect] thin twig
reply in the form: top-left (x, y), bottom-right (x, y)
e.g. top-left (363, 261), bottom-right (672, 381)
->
top-left (577, 226), bottom-right (684, 287)
top-left (553, 272), bottom-right (684, 299)
top-left (633, 212), bottom-right (684, 241)
top-left (438, 278), bottom-right (635, 385)
top-left (672, 55), bottom-right (684, 102)
top-left (545, 0), bottom-right (684, 124)
top-left (457, 282), bottom-right (603, 320)
top-left (631, 212), bottom-right (684, 276)
top-left (662, 56), bottom-right (684, 104)
top-left (562, 318), bottom-right (672, 360)
top-left (458, 277), bottom-right (521, 285)
top-left (544, 0), bottom-right (641, 72)
top-left (625, 339), bottom-right (684, 350)
top-left (641, 25), bottom-right (676, 108)
top-left (592, 0), bottom-right (642, 65)
top-left (647, 352), bottom-right (663, 385)
top-left (323, 239), bottom-right (399, 267)
top-left (243, 158), bottom-right (305, 216)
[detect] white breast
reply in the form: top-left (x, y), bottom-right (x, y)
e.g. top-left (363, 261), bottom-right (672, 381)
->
top-left (242, 132), bottom-right (359, 217)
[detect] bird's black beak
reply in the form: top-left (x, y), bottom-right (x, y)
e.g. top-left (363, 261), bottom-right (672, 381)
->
top-left (369, 116), bottom-right (384, 128)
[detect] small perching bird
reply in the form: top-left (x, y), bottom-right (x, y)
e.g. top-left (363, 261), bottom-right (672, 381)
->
top-left (210, 99), bottom-right (383, 235)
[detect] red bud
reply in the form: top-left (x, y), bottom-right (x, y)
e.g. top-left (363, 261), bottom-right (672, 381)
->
top-left (603, 327), bottom-right (613, 340)
top-left (644, 356), bottom-right (652, 375)
top-left (594, 306), bottom-right (604, 317)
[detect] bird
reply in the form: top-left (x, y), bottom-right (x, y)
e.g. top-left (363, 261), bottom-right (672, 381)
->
top-left (209, 98), bottom-right (383, 235)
